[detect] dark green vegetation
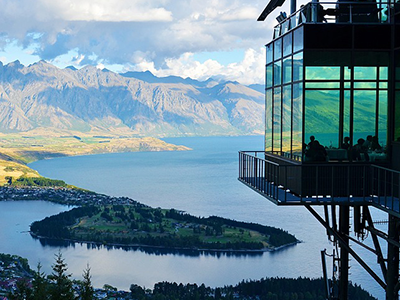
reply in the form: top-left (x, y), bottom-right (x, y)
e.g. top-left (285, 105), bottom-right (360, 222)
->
top-left (3, 252), bottom-right (376, 300)
top-left (147, 278), bottom-right (376, 300)
top-left (6, 176), bottom-right (69, 187)
top-left (30, 205), bottom-right (298, 251)
top-left (0, 253), bottom-right (32, 277)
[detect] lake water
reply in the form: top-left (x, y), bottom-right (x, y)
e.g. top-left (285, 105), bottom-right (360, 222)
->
top-left (0, 136), bottom-right (387, 298)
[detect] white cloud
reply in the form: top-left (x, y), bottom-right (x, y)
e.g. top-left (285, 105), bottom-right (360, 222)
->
top-left (133, 48), bottom-right (265, 85)
top-left (40, 0), bottom-right (173, 22)
top-left (0, 0), bottom-right (281, 83)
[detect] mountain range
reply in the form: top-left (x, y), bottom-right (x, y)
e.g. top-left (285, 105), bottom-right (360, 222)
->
top-left (0, 60), bottom-right (264, 137)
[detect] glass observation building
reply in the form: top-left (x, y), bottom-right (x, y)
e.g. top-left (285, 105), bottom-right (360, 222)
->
top-left (266, 9), bottom-right (392, 162)
top-left (239, 1), bottom-right (400, 299)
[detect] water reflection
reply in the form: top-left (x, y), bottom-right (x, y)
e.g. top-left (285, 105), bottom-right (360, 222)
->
top-left (35, 237), bottom-right (269, 257)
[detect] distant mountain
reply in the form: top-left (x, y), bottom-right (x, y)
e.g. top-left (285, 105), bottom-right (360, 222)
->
top-left (0, 61), bottom-right (264, 137)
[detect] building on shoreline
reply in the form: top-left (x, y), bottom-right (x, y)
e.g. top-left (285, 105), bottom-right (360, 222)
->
top-left (240, 1), bottom-right (400, 299)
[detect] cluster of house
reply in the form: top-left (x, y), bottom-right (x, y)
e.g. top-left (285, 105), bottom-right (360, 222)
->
top-left (0, 186), bottom-right (141, 207)
top-left (0, 257), bottom-right (32, 299)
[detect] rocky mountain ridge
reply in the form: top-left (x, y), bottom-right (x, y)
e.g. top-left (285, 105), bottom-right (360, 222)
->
top-left (0, 60), bottom-right (264, 136)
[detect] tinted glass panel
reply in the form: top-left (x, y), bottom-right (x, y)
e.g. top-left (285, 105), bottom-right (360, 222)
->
top-left (343, 90), bottom-right (351, 143)
top-left (283, 33), bottom-right (292, 57)
top-left (293, 27), bottom-right (304, 53)
top-left (306, 82), bottom-right (340, 89)
top-left (274, 38), bottom-right (282, 60)
top-left (293, 52), bottom-right (303, 82)
top-left (266, 64), bottom-right (273, 88)
top-left (378, 90), bottom-right (388, 147)
top-left (305, 90), bottom-right (340, 148)
top-left (274, 60), bottom-right (282, 86)
top-left (354, 67), bottom-right (377, 80)
top-left (306, 66), bottom-right (341, 80)
top-left (273, 88), bottom-right (282, 151)
top-left (265, 89), bottom-right (273, 151)
top-left (380, 67), bottom-right (388, 80)
top-left (283, 56), bottom-right (292, 84)
top-left (344, 67), bottom-right (351, 80)
top-left (354, 82), bottom-right (377, 89)
top-left (266, 44), bottom-right (273, 64)
top-left (282, 85), bottom-right (292, 155)
top-left (380, 82), bottom-right (388, 89)
top-left (353, 90), bottom-right (376, 142)
top-left (395, 91), bottom-right (400, 141)
top-left (292, 83), bottom-right (303, 160)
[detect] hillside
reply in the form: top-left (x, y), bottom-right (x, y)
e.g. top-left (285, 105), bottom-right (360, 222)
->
top-left (0, 60), bottom-right (264, 137)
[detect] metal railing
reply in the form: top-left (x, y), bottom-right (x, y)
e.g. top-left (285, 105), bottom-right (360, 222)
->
top-left (274, 1), bottom-right (392, 39)
top-left (239, 151), bottom-right (400, 216)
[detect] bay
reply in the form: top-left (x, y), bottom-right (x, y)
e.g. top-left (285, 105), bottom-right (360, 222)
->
top-left (0, 135), bottom-right (382, 299)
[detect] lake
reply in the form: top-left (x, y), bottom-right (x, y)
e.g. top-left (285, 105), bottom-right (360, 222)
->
top-left (0, 136), bottom-right (386, 299)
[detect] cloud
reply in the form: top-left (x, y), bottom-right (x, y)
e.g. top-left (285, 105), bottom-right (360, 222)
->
top-left (0, 0), bottom-right (282, 83)
top-left (40, 0), bottom-right (173, 22)
top-left (133, 48), bottom-right (266, 85)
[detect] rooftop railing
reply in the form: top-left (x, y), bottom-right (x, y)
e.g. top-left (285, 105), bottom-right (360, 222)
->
top-left (239, 151), bottom-right (400, 217)
top-left (274, 1), bottom-right (393, 38)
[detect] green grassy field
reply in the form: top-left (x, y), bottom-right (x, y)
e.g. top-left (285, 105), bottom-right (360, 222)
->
top-left (74, 206), bottom-right (270, 248)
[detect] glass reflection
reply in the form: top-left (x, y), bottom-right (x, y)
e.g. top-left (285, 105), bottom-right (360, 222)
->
top-left (273, 88), bottom-right (282, 152)
top-left (266, 44), bottom-right (273, 64)
top-left (305, 66), bottom-right (340, 80)
top-left (354, 67), bottom-right (377, 80)
top-left (282, 85), bottom-right (292, 156)
top-left (293, 27), bottom-right (303, 53)
top-left (283, 57), bottom-right (292, 84)
top-left (305, 90), bottom-right (340, 148)
top-left (266, 64), bottom-right (273, 88)
top-left (274, 38), bottom-right (282, 61)
top-left (378, 90), bottom-right (388, 147)
top-left (292, 83), bottom-right (303, 160)
top-left (395, 91), bottom-right (400, 141)
top-left (266, 89), bottom-right (273, 152)
top-left (283, 33), bottom-right (292, 57)
top-left (274, 60), bottom-right (282, 86)
top-left (293, 52), bottom-right (303, 82)
top-left (353, 90), bottom-right (376, 141)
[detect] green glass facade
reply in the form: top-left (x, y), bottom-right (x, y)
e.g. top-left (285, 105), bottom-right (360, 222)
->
top-left (265, 26), bottom-right (389, 162)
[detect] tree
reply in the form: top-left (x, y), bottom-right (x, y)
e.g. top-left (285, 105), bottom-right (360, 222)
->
top-left (32, 262), bottom-right (48, 300)
top-left (48, 251), bottom-right (74, 300)
top-left (8, 278), bottom-right (33, 300)
top-left (80, 264), bottom-right (94, 300)
top-left (130, 283), bottom-right (145, 299)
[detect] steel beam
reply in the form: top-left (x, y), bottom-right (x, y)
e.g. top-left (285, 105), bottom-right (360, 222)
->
top-left (305, 205), bottom-right (386, 289)
top-left (386, 215), bottom-right (399, 300)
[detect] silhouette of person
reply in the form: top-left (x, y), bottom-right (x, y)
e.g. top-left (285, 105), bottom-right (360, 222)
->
top-left (353, 138), bottom-right (369, 161)
top-left (309, 140), bottom-right (327, 161)
top-left (341, 136), bottom-right (351, 150)
top-left (371, 136), bottom-right (382, 151)
top-left (363, 135), bottom-right (372, 150)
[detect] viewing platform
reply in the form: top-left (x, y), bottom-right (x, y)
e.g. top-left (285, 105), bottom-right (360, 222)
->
top-left (239, 151), bottom-right (400, 217)
top-left (271, 0), bottom-right (396, 40)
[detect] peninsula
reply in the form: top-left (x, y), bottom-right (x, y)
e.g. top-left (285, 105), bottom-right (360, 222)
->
top-left (0, 129), bottom-right (189, 185)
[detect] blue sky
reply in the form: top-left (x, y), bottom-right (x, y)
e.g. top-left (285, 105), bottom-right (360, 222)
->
top-left (0, 0), bottom-right (295, 84)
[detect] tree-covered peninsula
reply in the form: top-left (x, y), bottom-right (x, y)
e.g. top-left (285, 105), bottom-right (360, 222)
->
top-left (30, 204), bottom-right (298, 251)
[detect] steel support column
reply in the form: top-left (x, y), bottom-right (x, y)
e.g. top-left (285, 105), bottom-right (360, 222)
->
top-left (386, 215), bottom-right (400, 300)
top-left (338, 206), bottom-right (349, 300)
